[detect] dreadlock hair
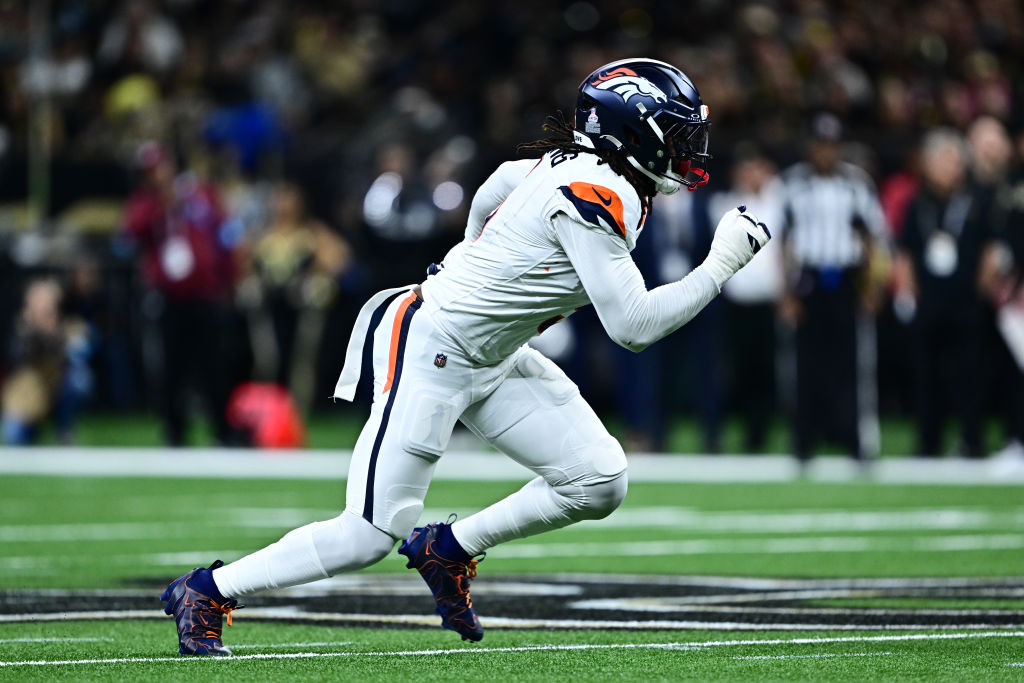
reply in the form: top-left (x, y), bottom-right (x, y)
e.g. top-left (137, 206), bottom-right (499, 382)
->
top-left (517, 111), bottom-right (655, 214)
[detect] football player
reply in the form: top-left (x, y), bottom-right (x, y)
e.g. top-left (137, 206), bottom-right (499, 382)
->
top-left (161, 58), bottom-right (770, 654)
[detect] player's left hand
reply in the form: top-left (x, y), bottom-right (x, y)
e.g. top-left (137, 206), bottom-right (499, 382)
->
top-left (709, 205), bottom-right (771, 274)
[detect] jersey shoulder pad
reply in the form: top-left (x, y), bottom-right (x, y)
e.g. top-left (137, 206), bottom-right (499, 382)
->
top-left (548, 159), bottom-right (643, 247)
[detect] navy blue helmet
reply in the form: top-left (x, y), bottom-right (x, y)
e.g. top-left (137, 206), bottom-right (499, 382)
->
top-left (574, 58), bottom-right (711, 194)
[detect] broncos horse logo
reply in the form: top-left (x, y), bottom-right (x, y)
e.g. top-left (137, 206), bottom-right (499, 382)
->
top-left (590, 67), bottom-right (668, 104)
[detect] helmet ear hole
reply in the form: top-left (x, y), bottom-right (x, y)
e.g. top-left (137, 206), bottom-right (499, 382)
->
top-left (624, 126), bottom-right (641, 146)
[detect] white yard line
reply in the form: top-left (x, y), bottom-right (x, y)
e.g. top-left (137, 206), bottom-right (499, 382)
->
top-left (548, 574), bottom-right (1024, 590)
top-left (0, 522), bottom-right (221, 543)
top-left (2, 448), bottom-right (1023, 484)
top-left (10, 575), bottom-right (1020, 602)
top-left (6, 574), bottom-right (1021, 596)
top-left (230, 642), bottom-right (353, 650)
top-left (4, 533), bottom-right (1021, 573)
top-left (575, 587), bottom-right (1024, 607)
top-left (0, 610), bottom-right (158, 623)
top-left (581, 506), bottom-right (1024, 533)
top-left (731, 651), bottom-right (894, 660)
top-left (571, 602), bottom-right (1024, 617)
top-left (0, 551), bottom-right (251, 572)
top-left (0, 631), bottom-right (1021, 667)
top-left (0, 638), bottom-right (108, 644)
top-left (4, 505), bottom-right (1021, 543)
top-left (497, 534), bottom-right (1024, 559)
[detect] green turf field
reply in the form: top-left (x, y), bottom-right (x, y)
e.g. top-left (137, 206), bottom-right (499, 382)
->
top-left (39, 410), bottom-right (1010, 456)
top-left (2, 621), bottom-right (1022, 681)
top-left (1, 468), bottom-right (1022, 679)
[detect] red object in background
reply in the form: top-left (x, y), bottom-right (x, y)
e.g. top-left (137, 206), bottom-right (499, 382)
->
top-left (880, 171), bottom-right (919, 239)
top-left (227, 383), bottom-right (306, 449)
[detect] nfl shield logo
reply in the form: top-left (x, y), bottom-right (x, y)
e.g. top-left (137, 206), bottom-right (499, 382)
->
top-left (434, 353), bottom-right (447, 369)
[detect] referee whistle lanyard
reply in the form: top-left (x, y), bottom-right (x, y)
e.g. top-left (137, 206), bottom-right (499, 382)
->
top-left (920, 191), bottom-right (972, 278)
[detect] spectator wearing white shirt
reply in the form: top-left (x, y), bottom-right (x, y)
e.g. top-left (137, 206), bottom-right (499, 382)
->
top-left (709, 143), bottom-right (785, 451)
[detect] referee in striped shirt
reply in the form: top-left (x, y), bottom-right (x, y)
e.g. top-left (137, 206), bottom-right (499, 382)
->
top-left (779, 113), bottom-right (887, 461)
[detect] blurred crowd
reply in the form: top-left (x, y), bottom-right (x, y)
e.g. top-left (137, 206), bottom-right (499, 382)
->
top-left (1, 0), bottom-right (1024, 455)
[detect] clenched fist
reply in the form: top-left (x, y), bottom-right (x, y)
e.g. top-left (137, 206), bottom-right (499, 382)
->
top-left (702, 205), bottom-right (772, 289)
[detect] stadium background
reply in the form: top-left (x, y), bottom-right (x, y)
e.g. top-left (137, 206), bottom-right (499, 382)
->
top-left (1, 0), bottom-right (1023, 457)
top-left (1, 2), bottom-right (1023, 678)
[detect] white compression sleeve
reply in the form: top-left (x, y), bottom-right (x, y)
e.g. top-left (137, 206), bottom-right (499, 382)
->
top-left (211, 511), bottom-right (394, 598)
top-left (433, 159), bottom-right (538, 268)
top-left (552, 212), bottom-right (722, 352)
top-left (465, 159), bottom-right (537, 240)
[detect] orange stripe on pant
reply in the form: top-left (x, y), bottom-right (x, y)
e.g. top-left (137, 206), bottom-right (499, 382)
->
top-left (382, 292), bottom-right (419, 393)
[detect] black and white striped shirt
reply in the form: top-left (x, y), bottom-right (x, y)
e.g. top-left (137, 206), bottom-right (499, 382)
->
top-left (781, 161), bottom-right (887, 268)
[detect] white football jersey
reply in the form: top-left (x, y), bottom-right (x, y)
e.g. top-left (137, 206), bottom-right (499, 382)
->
top-left (421, 151), bottom-right (646, 364)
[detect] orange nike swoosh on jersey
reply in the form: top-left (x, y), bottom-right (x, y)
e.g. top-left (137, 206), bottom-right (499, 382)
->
top-left (565, 182), bottom-right (626, 237)
top-left (592, 188), bottom-right (613, 206)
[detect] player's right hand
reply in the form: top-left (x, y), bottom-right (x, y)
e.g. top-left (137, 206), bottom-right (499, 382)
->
top-left (708, 205), bottom-right (771, 276)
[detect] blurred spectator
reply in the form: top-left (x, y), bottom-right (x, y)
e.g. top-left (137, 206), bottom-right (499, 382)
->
top-left (242, 183), bottom-right (352, 412)
top-left (965, 116), bottom-right (1016, 452)
top-left (97, 0), bottom-right (183, 75)
top-left (361, 142), bottom-right (460, 289)
top-left (967, 116), bottom-right (1014, 195)
top-left (2, 278), bottom-right (93, 444)
top-left (709, 143), bottom-right (785, 452)
top-left (122, 141), bottom-right (238, 446)
top-left (62, 253), bottom-right (135, 409)
top-left (1, 0), bottom-right (1023, 452)
top-left (779, 113), bottom-right (887, 461)
top-left (897, 129), bottom-right (988, 457)
top-left (982, 128), bottom-right (1024, 455)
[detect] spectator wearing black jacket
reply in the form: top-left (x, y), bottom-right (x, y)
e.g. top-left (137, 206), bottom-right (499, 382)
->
top-left (897, 129), bottom-right (988, 457)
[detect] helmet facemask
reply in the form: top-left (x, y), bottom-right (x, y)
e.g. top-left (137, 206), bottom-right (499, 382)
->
top-left (648, 110), bottom-right (711, 193)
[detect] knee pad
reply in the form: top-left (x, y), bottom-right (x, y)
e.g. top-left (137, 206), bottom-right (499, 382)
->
top-left (311, 510), bottom-right (396, 574)
top-left (554, 471), bottom-right (627, 522)
top-left (588, 471), bottom-right (628, 519)
top-left (587, 435), bottom-right (628, 482)
top-left (554, 436), bottom-right (628, 520)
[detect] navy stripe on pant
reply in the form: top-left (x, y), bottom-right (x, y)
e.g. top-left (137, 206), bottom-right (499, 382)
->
top-left (356, 291), bottom-right (406, 404)
top-left (363, 296), bottom-right (422, 523)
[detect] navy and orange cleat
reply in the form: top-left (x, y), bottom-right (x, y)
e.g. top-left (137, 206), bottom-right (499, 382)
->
top-left (398, 520), bottom-right (485, 642)
top-left (160, 559), bottom-right (241, 655)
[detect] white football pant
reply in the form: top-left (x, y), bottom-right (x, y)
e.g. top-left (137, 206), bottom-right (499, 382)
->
top-left (213, 290), bottom-right (626, 598)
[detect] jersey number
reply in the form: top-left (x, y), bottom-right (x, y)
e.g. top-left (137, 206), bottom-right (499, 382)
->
top-left (549, 149), bottom-right (579, 167)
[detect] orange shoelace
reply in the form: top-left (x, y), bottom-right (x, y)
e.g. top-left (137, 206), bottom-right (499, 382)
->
top-left (209, 599), bottom-right (240, 627)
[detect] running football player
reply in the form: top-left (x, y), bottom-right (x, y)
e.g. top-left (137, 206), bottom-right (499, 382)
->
top-left (161, 58), bottom-right (770, 654)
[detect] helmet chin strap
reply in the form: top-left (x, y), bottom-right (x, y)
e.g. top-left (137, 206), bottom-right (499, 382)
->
top-left (631, 105), bottom-right (687, 194)
top-left (626, 156), bottom-right (683, 194)
top-left (577, 126), bottom-right (685, 195)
